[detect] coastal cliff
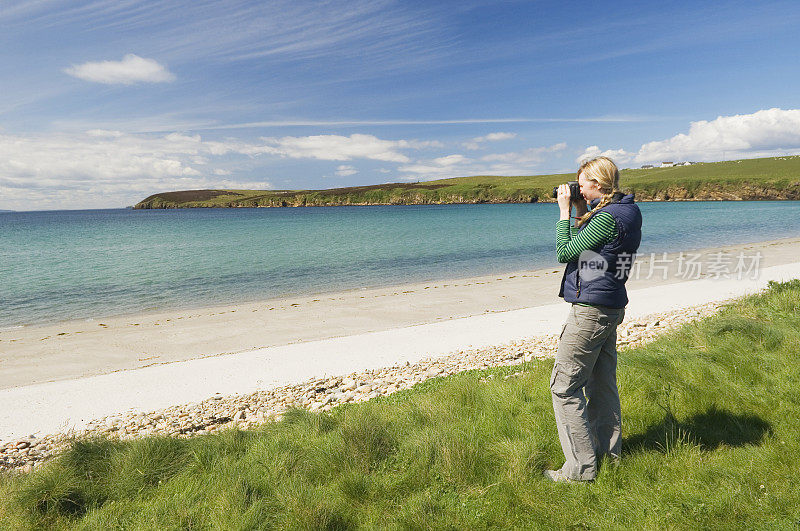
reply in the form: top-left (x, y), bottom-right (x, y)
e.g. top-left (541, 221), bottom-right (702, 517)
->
top-left (134, 156), bottom-right (800, 209)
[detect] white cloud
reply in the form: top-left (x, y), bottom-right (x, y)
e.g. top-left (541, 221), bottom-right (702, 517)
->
top-left (258, 134), bottom-right (415, 162)
top-left (85, 129), bottom-right (125, 137)
top-left (335, 165), bottom-right (358, 177)
top-left (0, 130), bottom-right (442, 210)
top-left (402, 139), bottom-right (444, 149)
top-left (0, 130), bottom-right (272, 210)
top-left (64, 54), bottom-right (176, 85)
top-left (399, 154), bottom-right (473, 177)
top-left (400, 142), bottom-right (567, 179)
top-left (634, 108), bottom-right (800, 163)
top-left (576, 146), bottom-right (635, 165)
top-left (578, 108), bottom-right (800, 167)
top-left (433, 154), bottom-right (469, 166)
top-left (481, 142), bottom-right (567, 164)
top-left (483, 132), bottom-right (517, 142)
top-left (464, 131), bottom-right (517, 150)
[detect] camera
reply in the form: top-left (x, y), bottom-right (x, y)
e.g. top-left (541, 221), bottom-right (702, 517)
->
top-left (552, 181), bottom-right (581, 201)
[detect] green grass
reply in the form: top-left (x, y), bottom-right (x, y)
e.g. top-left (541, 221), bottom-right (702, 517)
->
top-left (3, 280), bottom-right (800, 529)
top-left (134, 155), bottom-right (800, 208)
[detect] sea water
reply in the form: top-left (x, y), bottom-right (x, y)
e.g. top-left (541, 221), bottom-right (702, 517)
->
top-left (2, 201), bottom-right (799, 328)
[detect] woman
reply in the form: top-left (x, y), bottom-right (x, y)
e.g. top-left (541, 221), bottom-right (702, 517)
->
top-left (544, 156), bottom-right (642, 483)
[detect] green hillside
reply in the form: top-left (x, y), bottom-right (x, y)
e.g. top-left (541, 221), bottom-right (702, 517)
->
top-left (134, 156), bottom-right (800, 208)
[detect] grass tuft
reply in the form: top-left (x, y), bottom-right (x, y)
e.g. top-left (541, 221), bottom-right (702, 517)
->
top-left (107, 437), bottom-right (188, 499)
top-left (16, 463), bottom-right (87, 521)
top-left (338, 408), bottom-right (397, 472)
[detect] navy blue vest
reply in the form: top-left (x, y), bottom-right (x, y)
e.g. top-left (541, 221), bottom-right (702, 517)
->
top-left (558, 193), bottom-right (642, 308)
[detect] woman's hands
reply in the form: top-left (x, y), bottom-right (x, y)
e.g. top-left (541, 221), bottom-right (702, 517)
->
top-left (557, 184), bottom-right (588, 222)
top-left (557, 184), bottom-right (572, 220)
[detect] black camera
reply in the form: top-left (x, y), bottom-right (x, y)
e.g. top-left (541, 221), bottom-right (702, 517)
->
top-left (552, 181), bottom-right (581, 201)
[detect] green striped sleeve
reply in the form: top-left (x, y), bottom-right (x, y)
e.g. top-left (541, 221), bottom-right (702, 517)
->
top-left (556, 211), bottom-right (618, 263)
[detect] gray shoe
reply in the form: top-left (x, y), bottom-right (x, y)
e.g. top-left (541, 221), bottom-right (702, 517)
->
top-left (543, 469), bottom-right (575, 483)
top-left (544, 469), bottom-right (594, 483)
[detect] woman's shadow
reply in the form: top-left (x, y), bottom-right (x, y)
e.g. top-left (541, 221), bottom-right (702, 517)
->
top-left (623, 404), bottom-right (773, 454)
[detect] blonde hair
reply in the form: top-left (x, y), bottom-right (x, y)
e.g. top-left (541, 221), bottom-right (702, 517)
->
top-left (575, 156), bottom-right (621, 227)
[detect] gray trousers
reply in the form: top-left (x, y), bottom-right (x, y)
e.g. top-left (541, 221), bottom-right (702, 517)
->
top-left (550, 303), bottom-right (625, 481)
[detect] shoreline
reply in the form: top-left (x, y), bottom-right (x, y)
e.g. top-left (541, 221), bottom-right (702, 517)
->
top-left (2, 235), bottom-right (800, 391)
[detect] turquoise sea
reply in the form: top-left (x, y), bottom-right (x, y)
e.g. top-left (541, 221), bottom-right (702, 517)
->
top-left (2, 201), bottom-right (799, 328)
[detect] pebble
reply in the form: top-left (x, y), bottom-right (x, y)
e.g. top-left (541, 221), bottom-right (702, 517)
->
top-left (0, 301), bottom-right (725, 473)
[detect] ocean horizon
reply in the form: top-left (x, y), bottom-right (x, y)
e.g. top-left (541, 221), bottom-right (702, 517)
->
top-left (2, 201), bottom-right (800, 329)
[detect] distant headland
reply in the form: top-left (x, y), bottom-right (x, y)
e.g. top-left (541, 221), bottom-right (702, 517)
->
top-left (134, 156), bottom-right (800, 209)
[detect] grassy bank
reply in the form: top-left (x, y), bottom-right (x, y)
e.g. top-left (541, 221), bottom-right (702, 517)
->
top-left (2, 280), bottom-right (800, 528)
top-left (134, 155), bottom-right (800, 208)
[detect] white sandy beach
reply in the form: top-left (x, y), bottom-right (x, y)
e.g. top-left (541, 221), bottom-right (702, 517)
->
top-left (1, 236), bottom-right (799, 443)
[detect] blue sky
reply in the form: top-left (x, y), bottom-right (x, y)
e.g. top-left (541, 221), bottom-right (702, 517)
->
top-left (1, 0), bottom-right (799, 210)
